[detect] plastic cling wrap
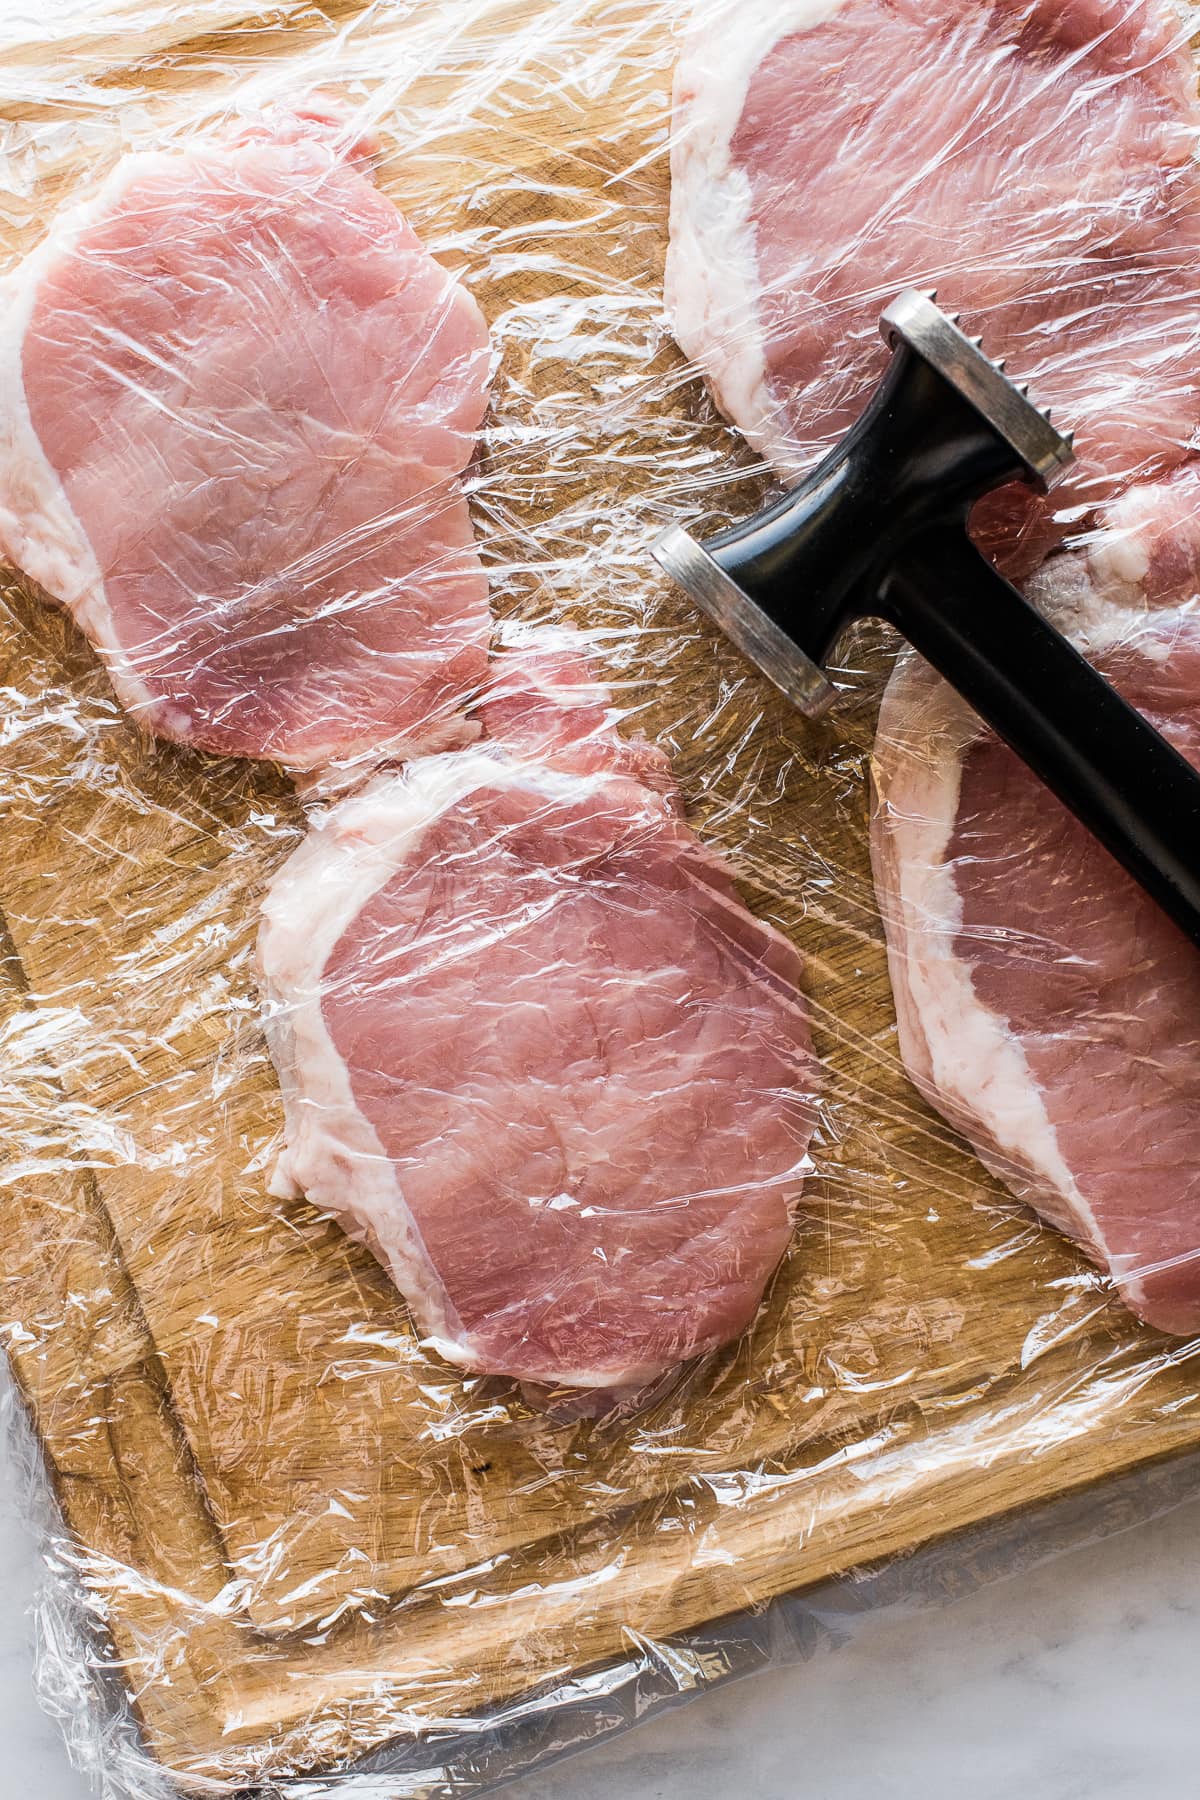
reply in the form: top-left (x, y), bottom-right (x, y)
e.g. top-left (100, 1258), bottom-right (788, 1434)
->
top-left (1, 1), bottom-right (1200, 1793)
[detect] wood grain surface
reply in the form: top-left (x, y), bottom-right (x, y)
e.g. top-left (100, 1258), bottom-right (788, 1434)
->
top-left (0, 0), bottom-right (1198, 1786)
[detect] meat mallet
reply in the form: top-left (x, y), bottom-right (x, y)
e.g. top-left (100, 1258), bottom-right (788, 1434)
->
top-left (653, 289), bottom-right (1200, 949)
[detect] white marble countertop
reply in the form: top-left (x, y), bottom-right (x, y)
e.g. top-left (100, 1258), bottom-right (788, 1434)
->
top-left (2, 1435), bottom-right (1197, 1800)
top-left (514, 1488), bottom-right (1200, 1800)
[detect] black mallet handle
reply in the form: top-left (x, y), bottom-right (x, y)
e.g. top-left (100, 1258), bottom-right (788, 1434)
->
top-left (881, 528), bottom-right (1200, 947)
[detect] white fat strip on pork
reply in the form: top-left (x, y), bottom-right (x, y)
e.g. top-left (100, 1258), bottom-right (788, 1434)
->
top-left (0, 102), bottom-right (493, 770)
top-left (871, 483), bottom-right (1200, 1336)
top-left (258, 635), bottom-right (818, 1390)
top-left (667, 0), bottom-right (1200, 573)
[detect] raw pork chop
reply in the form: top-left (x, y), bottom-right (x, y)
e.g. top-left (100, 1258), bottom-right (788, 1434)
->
top-left (259, 643), bottom-right (817, 1388)
top-left (0, 103), bottom-right (492, 768)
top-left (870, 510), bottom-right (1200, 1335)
top-left (667, 0), bottom-right (1200, 569)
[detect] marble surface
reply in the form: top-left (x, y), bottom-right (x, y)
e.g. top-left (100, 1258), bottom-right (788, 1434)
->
top-left (513, 1488), bottom-right (1200, 1800)
top-left (0, 1431), bottom-right (93, 1800)
top-left (1, 1432), bottom-right (1197, 1800)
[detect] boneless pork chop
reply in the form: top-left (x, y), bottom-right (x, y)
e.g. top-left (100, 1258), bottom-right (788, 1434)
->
top-left (668, 0), bottom-right (1200, 569)
top-left (0, 104), bottom-right (492, 768)
top-left (259, 645), bottom-right (817, 1388)
top-left (871, 509), bottom-right (1200, 1336)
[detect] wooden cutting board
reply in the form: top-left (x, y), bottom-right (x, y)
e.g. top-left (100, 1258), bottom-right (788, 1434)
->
top-left (2, 0), bottom-right (1200, 1786)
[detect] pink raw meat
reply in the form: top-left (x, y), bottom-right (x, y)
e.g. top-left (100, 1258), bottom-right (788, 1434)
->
top-left (667, 0), bottom-right (1200, 570)
top-left (259, 642), bottom-right (817, 1387)
top-left (477, 621), bottom-right (680, 793)
top-left (871, 509), bottom-right (1200, 1335)
top-left (0, 104), bottom-right (493, 768)
top-left (1084, 463), bottom-right (1200, 609)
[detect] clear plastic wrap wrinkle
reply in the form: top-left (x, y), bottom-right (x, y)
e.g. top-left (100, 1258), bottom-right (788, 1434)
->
top-left (0, 1), bottom-right (1199, 1795)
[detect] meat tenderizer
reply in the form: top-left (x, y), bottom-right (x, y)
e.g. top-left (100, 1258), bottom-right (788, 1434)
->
top-left (654, 290), bottom-right (1200, 948)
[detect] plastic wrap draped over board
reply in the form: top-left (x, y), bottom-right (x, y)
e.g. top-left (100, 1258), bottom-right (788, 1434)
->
top-left (1, 0), bottom-right (1200, 1792)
